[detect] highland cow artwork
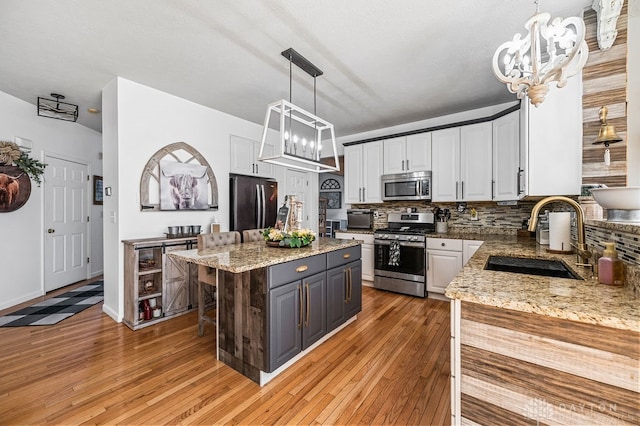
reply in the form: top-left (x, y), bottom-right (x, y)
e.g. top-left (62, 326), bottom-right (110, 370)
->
top-left (159, 161), bottom-right (208, 210)
top-left (0, 166), bottom-right (31, 212)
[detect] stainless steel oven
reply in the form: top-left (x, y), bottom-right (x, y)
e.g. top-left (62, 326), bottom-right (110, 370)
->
top-left (373, 212), bottom-right (434, 297)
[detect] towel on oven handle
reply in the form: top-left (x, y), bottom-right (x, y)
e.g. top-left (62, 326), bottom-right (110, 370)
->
top-left (388, 241), bottom-right (400, 266)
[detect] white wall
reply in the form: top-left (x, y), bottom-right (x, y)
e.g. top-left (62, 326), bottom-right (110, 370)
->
top-left (101, 77), bottom-right (266, 322)
top-left (0, 90), bottom-right (103, 310)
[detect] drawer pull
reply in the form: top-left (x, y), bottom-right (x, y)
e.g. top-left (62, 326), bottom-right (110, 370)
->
top-left (343, 253), bottom-right (351, 259)
top-left (296, 265), bottom-right (309, 273)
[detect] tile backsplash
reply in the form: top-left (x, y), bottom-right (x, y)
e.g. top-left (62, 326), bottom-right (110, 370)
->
top-left (355, 200), bottom-right (575, 234)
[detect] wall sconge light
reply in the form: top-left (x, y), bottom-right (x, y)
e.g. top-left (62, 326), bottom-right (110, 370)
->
top-left (492, 0), bottom-right (588, 107)
top-left (259, 48), bottom-right (340, 173)
top-left (592, 106), bottom-right (623, 166)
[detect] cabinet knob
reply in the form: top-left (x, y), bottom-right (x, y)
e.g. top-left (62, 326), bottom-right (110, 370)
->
top-left (47, 228), bottom-right (55, 233)
top-left (441, 242), bottom-right (446, 247)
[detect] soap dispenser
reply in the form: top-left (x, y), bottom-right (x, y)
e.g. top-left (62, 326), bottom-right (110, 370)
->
top-left (598, 242), bottom-right (625, 286)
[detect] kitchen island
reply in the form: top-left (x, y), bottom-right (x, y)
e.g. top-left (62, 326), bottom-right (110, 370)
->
top-left (445, 236), bottom-right (639, 425)
top-left (169, 238), bottom-right (362, 385)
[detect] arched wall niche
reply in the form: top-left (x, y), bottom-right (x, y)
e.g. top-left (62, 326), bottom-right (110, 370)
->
top-left (139, 142), bottom-right (218, 211)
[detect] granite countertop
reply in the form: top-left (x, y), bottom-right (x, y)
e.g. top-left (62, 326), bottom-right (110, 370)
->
top-left (334, 229), bottom-right (375, 235)
top-left (444, 235), bottom-right (639, 332)
top-left (167, 238), bottom-right (361, 273)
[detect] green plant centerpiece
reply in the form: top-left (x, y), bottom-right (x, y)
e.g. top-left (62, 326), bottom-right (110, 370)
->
top-left (0, 141), bottom-right (46, 186)
top-left (262, 227), bottom-right (316, 248)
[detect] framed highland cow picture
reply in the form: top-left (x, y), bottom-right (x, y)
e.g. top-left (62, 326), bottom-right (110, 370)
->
top-left (159, 160), bottom-right (209, 210)
top-left (0, 165), bottom-right (31, 213)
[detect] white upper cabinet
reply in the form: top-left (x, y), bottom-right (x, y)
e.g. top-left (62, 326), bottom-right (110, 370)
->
top-left (432, 123), bottom-right (492, 202)
top-left (432, 128), bottom-right (460, 202)
top-left (383, 133), bottom-right (432, 174)
top-left (520, 77), bottom-right (582, 196)
top-left (492, 110), bottom-right (520, 201)
top-left (344, 141), bottom-right (383, 204)
top-left (230, 135), bottom-right (274, 178)
top-left (460, 123), bottom-right (493, 201)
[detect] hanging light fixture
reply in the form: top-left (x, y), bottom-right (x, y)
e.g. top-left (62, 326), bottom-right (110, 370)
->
top-left (259, 48), bottom-right (340, 173)
top-left (37, 93), bottom-right (79, 122)
top-left (593, 106), bottom-right (623, 166)
top-left (492, 0), bottom-right (588, 107)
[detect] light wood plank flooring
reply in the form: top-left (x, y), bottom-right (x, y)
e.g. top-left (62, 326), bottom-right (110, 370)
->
top-left (0, 280), bottom-right (451, 425)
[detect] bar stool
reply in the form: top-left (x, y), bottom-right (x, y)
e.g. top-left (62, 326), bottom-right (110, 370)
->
top-left (196, 231), bottom-right (241, 336)
top-left (242, 228), bottom-right (265, 242)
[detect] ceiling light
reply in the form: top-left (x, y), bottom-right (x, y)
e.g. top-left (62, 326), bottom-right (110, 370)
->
top-left (492, 0), bottom-right (588, 107)
top-left (259, 48), bottom-right (340, 173)
top-left (592, 106), bottom-right (623, 166)
top-left (37, 93), bottom-right (78, 122)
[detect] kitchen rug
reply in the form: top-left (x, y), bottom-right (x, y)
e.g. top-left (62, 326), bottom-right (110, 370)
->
top-left (0, 281), bottom-right (103, 327)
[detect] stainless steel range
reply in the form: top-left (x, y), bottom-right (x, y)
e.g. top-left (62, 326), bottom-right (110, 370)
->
top-left (374, 212), bottom-right (435, 297)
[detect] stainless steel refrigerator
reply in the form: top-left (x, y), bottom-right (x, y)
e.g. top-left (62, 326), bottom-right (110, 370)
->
top-left (230, 174), bottom-right (278, 236)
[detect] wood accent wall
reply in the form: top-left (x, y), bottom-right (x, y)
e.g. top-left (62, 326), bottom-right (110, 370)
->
top-left (582, 3), bottom-right (629, 187)
top-left (459, 301), bottom-right (639, 425)
top-left (217, 268), bottom-right (268, 383)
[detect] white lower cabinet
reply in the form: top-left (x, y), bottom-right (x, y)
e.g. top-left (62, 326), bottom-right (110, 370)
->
top-left (334, 232), bottom-right (374, 281)
top-left (462, 240), bottom-right (483, 265)
top-left (427, 238), bottom-right (484, 295)
top-left (426, 238), bottom-right (463, 294)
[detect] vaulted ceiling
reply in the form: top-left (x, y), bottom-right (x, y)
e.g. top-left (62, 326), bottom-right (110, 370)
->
top-left (0, 0), bottom-right (592, 136)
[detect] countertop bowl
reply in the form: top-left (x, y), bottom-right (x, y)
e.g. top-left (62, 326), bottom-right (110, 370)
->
top-left (590, 186), bottom-right (640, 210)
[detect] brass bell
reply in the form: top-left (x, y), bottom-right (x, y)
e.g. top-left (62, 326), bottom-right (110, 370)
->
top-left (593, 106), bottom-right (623, 146)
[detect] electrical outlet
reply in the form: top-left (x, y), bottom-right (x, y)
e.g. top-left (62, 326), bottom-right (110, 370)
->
top-left (373, 211), bottom-right (380, 219)
top-left (470, 208), bottom-right (479, 221)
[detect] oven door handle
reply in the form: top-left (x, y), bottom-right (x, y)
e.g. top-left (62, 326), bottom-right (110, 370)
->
top-left (374, 240), bottom-right (425, 248)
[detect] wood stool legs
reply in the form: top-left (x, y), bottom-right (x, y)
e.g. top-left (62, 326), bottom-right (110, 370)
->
top-left (197, 265), bottom-right (217, 336)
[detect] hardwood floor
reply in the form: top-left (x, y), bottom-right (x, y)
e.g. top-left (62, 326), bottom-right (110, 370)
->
top-left (0, 283), bottom-right (451, 425)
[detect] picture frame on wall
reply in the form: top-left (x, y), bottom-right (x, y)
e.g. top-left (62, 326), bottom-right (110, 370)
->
top-left (323, 191), bottom-right (341, 209)
top-left (93, 175), bottom-right (103, 205)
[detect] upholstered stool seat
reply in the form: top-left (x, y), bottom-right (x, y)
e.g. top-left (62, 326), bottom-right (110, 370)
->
top-left (242, 228), bottom-right (265, 243)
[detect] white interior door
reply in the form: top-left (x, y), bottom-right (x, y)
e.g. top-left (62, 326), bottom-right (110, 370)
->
top-left (44, 155), bottom-right (88, 292)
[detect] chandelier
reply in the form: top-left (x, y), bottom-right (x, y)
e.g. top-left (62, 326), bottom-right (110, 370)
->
top-left (259, 48), bottom-right (340, 173)
top-left (492, 1), bottom-right (588, 107)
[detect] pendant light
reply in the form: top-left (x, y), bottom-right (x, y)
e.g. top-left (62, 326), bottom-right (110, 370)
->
top-left (492, 0), bottom-right (588, 107)
top-left (259, 48), bottom-right (340, 173)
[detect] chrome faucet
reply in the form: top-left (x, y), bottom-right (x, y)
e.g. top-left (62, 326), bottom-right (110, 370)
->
top-left (528, 196), bottom-right (592, 265)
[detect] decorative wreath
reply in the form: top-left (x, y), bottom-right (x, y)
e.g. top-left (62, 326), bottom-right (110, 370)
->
top-left (0, 141), bottom-right (46, 186)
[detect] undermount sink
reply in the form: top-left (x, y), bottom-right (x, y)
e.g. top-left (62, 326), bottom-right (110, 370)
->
top-left (484, 256), bottom-right (582, 280)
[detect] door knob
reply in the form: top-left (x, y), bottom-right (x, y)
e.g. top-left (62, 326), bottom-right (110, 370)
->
top-left (47, 228), bottom-right (55, 233)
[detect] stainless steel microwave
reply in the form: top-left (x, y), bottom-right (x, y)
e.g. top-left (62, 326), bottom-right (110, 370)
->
top-left (381, 171), bottom-right (432, 201)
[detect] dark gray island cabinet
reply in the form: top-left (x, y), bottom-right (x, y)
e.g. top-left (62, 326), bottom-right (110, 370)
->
top-left (169, 239), bottom-right (362, 385)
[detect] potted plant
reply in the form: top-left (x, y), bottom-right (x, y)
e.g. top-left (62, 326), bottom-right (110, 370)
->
top-left (0, 141), bottom-right (46, 186)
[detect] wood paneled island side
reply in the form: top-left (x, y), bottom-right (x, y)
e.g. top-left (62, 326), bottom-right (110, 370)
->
top-left (168, 238), bottom-right (363, 385)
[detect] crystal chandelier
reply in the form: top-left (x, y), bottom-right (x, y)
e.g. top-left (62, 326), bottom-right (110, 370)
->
top-left (492, 0), bottom-right (588, 107)
top-left (259, 48), bottom-right (340, 173)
